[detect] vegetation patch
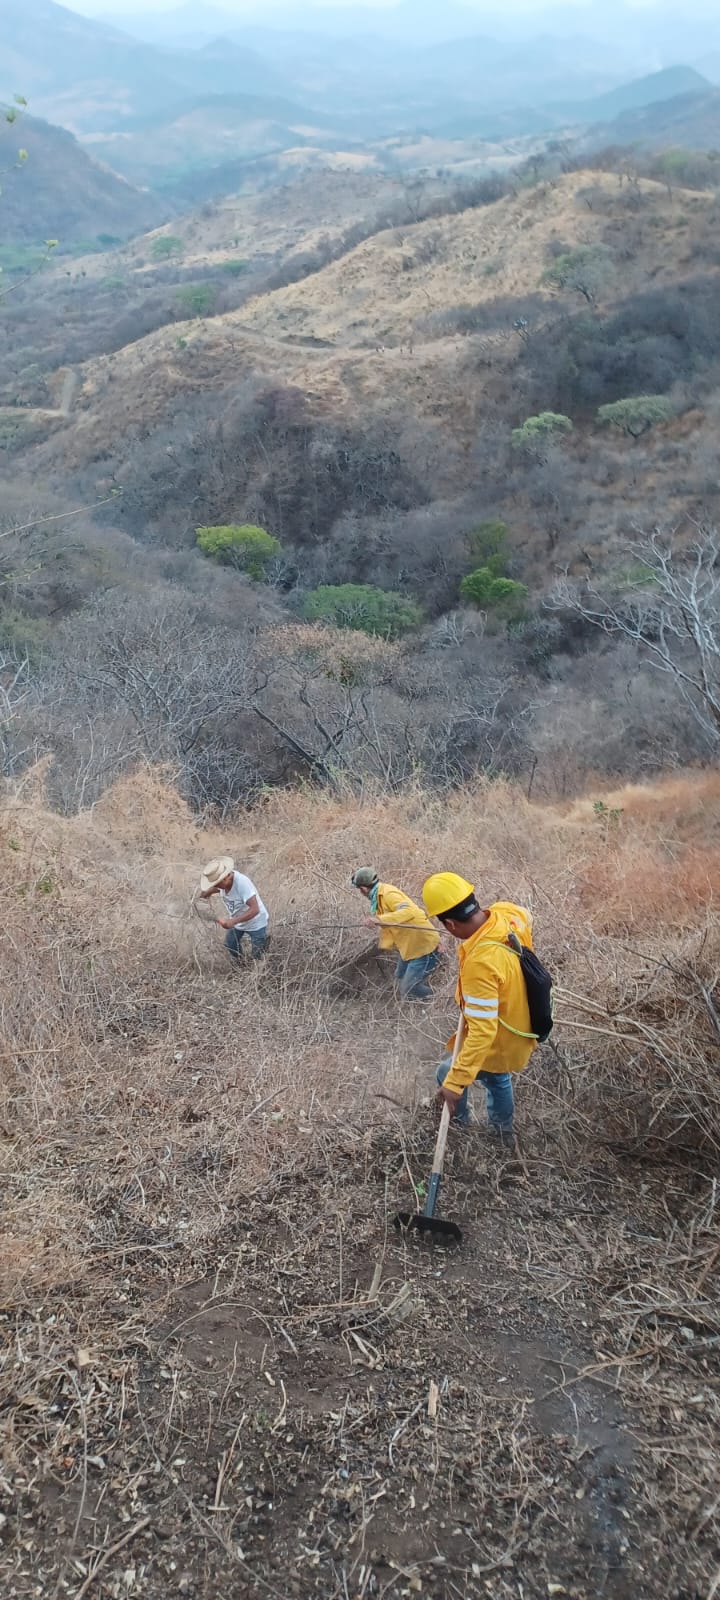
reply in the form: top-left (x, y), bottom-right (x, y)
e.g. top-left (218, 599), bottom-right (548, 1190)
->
top-left (195, 522), bottom-right (281, 578)
top-left (302, 582), bottom-right (423, 638)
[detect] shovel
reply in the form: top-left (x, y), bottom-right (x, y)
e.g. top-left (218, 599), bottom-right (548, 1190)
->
top-left (394, 1019), bottom-right (465, 1244)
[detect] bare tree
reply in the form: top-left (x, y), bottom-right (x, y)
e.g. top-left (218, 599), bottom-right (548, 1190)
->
top-left (550, 528), bottom-right (720, 750)
top-left (42, 588), bottom-right (263, 811)
top-left (0, 647), bottom-right (34, 773)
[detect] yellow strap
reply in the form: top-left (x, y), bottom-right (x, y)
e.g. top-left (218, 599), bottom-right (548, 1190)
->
top-left (498, 1017), bottom-right (538, 1041)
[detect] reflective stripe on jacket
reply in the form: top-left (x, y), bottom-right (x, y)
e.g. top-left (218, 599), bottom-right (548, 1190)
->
top-left (375, 883), bottom-right (440, 962)
top-left (444, 902), bottom-right (537, 1091)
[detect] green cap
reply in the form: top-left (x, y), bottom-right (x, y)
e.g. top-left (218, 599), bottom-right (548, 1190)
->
top-left (351, 867), bottom-right (379, 889)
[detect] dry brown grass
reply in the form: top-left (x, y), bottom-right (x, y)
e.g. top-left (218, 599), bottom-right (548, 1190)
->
top-left (238, 172), bottom-right (713, 346)
top-left (1, 765), bottom-right (718, 1597)
top-left (61, 169), bottom-right (405, 282)
top-left (1, 763), bottom-right (718, 1300)
top-left (31, 163), bottom-right (718, 611)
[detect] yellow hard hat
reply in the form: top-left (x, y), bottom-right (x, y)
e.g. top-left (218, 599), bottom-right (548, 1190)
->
top-left (422, 871), bottom-right (475, 918)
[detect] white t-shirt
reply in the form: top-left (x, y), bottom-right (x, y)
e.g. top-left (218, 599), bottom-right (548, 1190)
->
top-left (220, 871), bottom-right (269, 933)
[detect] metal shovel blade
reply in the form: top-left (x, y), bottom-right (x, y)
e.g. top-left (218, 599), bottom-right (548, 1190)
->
top-left (394, 1211), bottom-right (462, 1243)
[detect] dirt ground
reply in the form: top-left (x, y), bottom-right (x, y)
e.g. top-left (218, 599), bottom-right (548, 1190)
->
top-left (3, 1042), bottom-right (718, 1600)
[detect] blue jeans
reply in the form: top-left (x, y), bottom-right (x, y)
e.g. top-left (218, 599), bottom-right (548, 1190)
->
top-left (436, 1056), bottom-right (514, 1132)
top-left (395, 949), bottom-right (439, 1001)
top-left (225, 926), bottom-right (269, 962)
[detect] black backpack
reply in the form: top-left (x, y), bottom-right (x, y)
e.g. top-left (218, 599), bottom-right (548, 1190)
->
top-left (506, 930), bottom-right (554, 1043)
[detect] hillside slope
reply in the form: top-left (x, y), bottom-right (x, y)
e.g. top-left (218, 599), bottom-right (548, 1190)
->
top-left (236, 170), bottom-right (714, 344)
top-left (592, 86), bottom-right (720, 150)
top-left (2, 764), bottom-right (719, 1598)
top-left (83, 92), bottom-right (343, 186)
top-left (68, 168), bottom-right (411, 279)
top-left (0, 112), bottom-right (164, 244)
top-left (31, 170), bottom-right (717, 466)
top-left (5, 159), bottom-right (720, 791)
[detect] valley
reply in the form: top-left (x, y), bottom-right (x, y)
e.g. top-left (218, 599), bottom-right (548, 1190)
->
top-left (2, 154), bottom-right (719, 812)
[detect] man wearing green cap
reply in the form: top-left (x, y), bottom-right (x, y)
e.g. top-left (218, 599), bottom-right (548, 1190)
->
top-left (351, 868), bottom-right (440, 1002)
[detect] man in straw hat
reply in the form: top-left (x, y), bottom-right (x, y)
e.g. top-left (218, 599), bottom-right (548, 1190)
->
top-left (199, 857), bottom-right (270, 962)
top-left (351, 867), bottom-right (440, 1002)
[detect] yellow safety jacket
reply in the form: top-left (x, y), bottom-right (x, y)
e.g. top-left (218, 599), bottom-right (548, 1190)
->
top-left (444, 901), bottom-right (537, 1091)
top-left (375, 883), bottom-right (440, 963)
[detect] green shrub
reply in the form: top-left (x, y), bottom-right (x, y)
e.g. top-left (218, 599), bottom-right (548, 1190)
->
top-left (221, 258), bottom-right (250, 276)
top-left (195, 523), bottom-right (280, 579)
top-left (302, 583), bottom-right (423, 638)
top-left (460, 569), bottom-right (528, 621)
top-left (596, 395), bottom-right (673, 438)
top-left (176, 283), bottom-right (215, 317)
top-left (151, 235), bottom-right (184, 260)
top-left (511, 412), bottom-right (573, 456)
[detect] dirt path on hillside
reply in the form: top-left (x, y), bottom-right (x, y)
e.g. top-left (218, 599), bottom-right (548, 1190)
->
top-left (58, 368), bottom-right (78, 417)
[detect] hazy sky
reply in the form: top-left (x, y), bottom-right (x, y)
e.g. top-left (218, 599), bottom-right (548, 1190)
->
top-left (65, 0), bottom-right (684, 16)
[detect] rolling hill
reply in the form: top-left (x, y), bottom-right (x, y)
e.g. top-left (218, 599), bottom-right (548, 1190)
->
top-left (591, 87), bottom-right (720, 151)
top-left (555, 64), bottom-right (711, 123)
top-left (82, 92), bottom-right (344, 188)
top-left (18, 167), bottom-right (719, 588)
top-left (0, 110), bottom-right (165, 245)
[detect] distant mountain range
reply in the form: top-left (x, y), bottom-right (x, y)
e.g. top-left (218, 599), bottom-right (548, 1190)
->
top-left (105, 0), bottom-right (720, 56)
top-left (4, 0), bottom-right (719, 200)
top-left (0, 0), bottom-right (294, 131)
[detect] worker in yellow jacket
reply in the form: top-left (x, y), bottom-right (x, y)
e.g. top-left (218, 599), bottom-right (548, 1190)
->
top-left (351, 868), bottom-right (440, 1002)
top-left (422, 872), bottom-right (537, 1139)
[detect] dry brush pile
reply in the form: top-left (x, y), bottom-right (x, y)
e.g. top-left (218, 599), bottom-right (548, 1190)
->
top-left (1, 764), bottom-right (719, 1599)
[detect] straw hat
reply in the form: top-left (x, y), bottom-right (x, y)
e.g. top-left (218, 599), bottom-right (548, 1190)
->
top-left (200, 856), bottom-right (235, 893)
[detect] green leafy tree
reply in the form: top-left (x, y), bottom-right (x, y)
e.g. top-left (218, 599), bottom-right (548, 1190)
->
top-left (460, 569), bottom-right (528, 621)
top-left (302, 584), bottom-right (423, 639)
top-left (195, 524), bottom-right (280, 579)
top-left (542, 244), bottom-right (613, 304)
top-left (511, 412), bottom-right (573, 458)
top-left (177, 283), bottom-right (215, 318)
top-left (466, 519), bottom-right (508, 575)
top-left (597, 395), bottom-right (673, 439)
top-left (151, 235), bottom-right (184, 260)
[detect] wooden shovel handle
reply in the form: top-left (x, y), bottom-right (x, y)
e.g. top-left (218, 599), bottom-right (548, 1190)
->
top-left (431, 1101), bottom-right (452, 1180)
top-left (431, 1015), bottom-right (466, 1178)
